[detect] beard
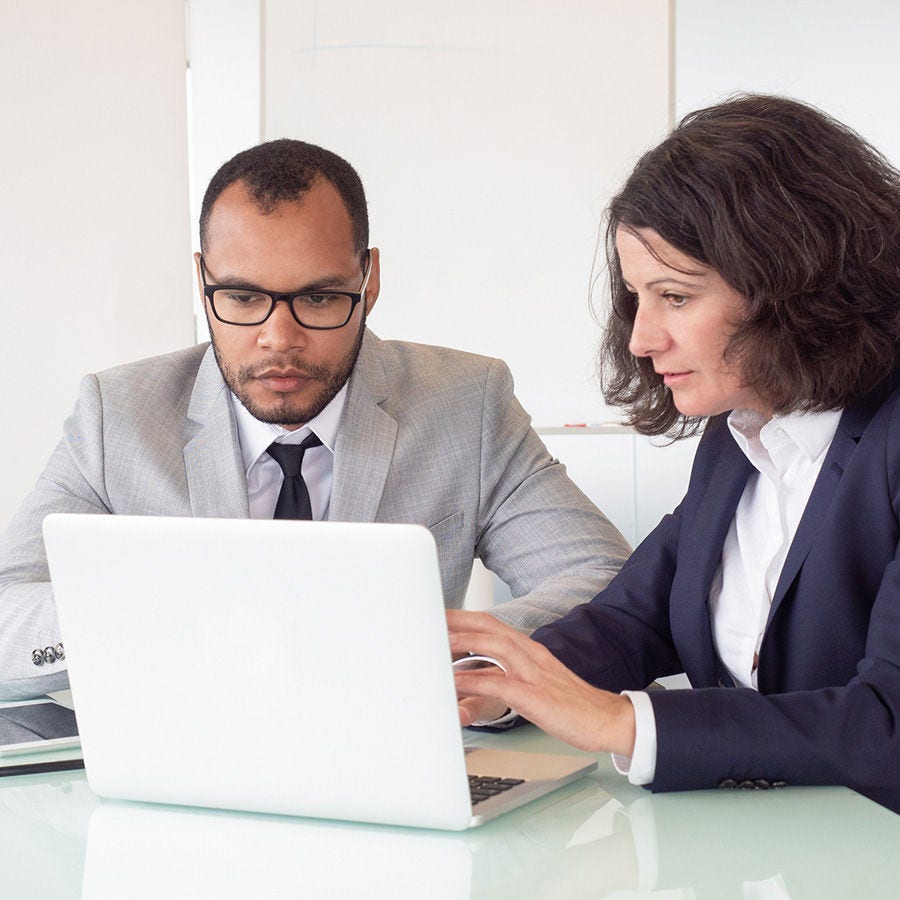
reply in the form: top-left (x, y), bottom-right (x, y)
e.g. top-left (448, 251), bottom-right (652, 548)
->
top-left (210, 313), bottom-right (366, 427)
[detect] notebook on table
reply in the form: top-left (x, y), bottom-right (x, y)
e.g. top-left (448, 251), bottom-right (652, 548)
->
top-left (43, 514), bottom-right (596, 830)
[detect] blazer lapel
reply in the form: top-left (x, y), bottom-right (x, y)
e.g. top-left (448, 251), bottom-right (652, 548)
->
top-left (182, 346), bottom-right (250, 519)
top-left (766, 384), bottom-right (890, 626)
top-left (329, 331), bottom-right (398, 522)
top-left (672, 422), bottom-right (753, 685)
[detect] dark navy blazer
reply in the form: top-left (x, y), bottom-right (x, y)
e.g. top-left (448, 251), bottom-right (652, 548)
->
top-left (533, 375), bottom-right (900, 812)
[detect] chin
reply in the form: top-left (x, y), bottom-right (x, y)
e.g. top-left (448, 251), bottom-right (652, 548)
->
top-left (673, 398), bottom-right (725, 419)
top-left (240, 391), bottom-right (324, 426)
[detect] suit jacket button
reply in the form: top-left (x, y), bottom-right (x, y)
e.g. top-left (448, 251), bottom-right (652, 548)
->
top-left (32, 649), bottom-right (44, 666)
top-left (772, 780), bottom-right (789, 789)
top-left (718, 779), bottom-right (738, 789)
top-left (755, 779), bottom-right (770, 790)
top-left (43, 646), bottom-right (57, 663)
top-left (54, 643), bottom-right (65, 660)
top-left (738, 780), bottom-right (756, 790)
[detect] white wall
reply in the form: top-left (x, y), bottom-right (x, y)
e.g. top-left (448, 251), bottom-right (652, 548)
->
top-left (188, 0), bottom-right (262, 243)
top-left (675, 0), bottom-right (900, 164)
top-left (261, 0), bottom-right (672, 428)
top-left (0, 0), bottom-right (195, 528)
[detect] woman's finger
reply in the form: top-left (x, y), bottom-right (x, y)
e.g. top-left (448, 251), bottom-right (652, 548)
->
top-left (449, 628), bottom-right (546, 681)
top-left (446, 608), bottom-right (519, 638)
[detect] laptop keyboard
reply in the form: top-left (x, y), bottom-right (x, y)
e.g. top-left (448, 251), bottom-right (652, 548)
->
top-left (468, 774), bottom-right (525, 805)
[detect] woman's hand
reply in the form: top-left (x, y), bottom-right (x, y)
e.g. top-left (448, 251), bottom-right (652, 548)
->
top-left (447, 609), bottom-right (636, 757)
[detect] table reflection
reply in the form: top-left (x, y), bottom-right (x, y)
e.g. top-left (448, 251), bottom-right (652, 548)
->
top-left (1, 754), bottom-right (898, 899)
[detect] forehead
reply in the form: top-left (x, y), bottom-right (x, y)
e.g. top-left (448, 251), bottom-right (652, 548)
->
top-left (615, 227), bottom-right (708, 282)
top-left (204, 178), bottom-right (356, 282)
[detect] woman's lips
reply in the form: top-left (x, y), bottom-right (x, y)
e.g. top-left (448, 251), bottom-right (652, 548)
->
top-left (662, 371), bottom-right (692, 386)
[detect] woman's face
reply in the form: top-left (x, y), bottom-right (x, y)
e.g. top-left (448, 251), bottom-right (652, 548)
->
top-left (617, 226), bottom-right (767, 418)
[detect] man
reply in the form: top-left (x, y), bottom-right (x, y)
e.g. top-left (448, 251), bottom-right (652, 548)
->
top-left (0, 140), bottom-right (630, 708)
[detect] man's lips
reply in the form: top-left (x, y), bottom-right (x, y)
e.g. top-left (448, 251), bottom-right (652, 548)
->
top-left (254, 369), bottom-right (315, 392)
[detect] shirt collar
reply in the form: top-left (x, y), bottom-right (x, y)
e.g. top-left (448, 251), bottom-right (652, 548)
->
top-left (728, 407), bottom-right (843, 467)
top-left (231, 382), bottom-right (348, 476)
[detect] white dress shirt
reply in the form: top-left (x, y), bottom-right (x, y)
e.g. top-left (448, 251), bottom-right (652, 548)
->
top-left (230, 384), bottom-right (348, 520)
top-left (615, 407), bottom-right (843, 784)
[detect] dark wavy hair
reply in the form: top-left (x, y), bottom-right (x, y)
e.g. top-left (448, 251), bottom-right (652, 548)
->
top-left (199, 139), bottom-right (369, 262)
top-left (599, 94), bottom-right (900, 436)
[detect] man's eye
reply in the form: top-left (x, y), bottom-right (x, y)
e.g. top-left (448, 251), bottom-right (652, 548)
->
top-left (300, 294), bottom-right (335, 308)
top-left (223, 291), bottom-right (267, 306)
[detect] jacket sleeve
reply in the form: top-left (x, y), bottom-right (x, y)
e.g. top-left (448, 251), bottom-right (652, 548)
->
top-left (0, 375), bottom-right (111, 698)
top-left (528, 418), bottom-right (732, 688)
top-left (473, 357), bottom-right (632, 633)
top-left (646, 539), bottom-right (900, 812)
top-left (530, 503), bottom-right (686, 691)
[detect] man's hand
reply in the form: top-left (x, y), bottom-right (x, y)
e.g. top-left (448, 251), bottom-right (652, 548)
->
top-left (447, 609), bottom-right (636, 757)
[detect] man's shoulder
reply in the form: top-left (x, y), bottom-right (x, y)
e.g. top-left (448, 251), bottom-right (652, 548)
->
top-left (86, 344), bottom-right (214, 417)
top-left (365, 334), bottom-right (506, 387)
top-left (94, 343), bottom-right (210, 384)
top-left (355, 335), bottom-right (519, 430)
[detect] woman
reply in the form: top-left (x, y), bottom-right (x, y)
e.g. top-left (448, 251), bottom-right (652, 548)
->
top-left (449, 94), bottom-right (900, 812)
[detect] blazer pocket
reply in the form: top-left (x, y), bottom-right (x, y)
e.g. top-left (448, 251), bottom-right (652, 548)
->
top-left (427, 511), bottom-right (465, 545)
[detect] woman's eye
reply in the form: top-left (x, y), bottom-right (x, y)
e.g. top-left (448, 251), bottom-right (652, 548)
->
top-left (664, 293), bottom-right (688, 308)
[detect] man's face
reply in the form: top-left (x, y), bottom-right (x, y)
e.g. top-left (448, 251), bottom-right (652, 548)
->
top-left (196, 179), bottom-right (379, 430)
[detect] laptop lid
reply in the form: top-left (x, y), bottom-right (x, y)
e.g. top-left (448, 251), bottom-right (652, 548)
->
top-left (43, 514), bottom-right (594, 830)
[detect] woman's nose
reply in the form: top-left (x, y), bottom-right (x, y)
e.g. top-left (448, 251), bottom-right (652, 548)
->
top-left (628, 302), bottom-right (668, 358)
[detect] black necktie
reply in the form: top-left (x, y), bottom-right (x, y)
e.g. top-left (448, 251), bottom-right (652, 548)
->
top-left (267, 433), bottom-right (323, 520)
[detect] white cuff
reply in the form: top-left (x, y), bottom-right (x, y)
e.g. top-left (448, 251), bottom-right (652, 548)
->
top-left (470, 707), bottom-right (518, 728)
top-left (451, 655), bottom-right (517, 727)
top-left (610, 690), bottom-right (657, 786)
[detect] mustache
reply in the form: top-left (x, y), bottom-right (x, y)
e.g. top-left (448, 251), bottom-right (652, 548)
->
top-left (236, 355), bottom-right (332, 382)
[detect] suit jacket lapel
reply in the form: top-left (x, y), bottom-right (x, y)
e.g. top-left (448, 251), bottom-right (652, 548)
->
top-left (329, 331), bottom-right (398, 522)
top-left (765, 431), bottom-right (852, 626)
top-left (766, 383), bottom-right (890, 626)
top-left (182, 346), bottom-right (250, 519)
top-left (672, 422), bottom-right (753, 685)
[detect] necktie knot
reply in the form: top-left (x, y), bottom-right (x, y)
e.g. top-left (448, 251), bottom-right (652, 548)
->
top-left (267, 432), bottom-right (322, 477)
top-left (267, 432), bottom-right (323, 519)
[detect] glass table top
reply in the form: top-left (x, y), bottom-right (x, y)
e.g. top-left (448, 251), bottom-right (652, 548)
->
top-left (0, 724), bottom-right (897, 899)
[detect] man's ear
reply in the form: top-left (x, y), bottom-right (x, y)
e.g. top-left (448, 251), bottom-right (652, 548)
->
top-left (193, 252), bottom-right (206, 308)
top-left (364, 247), bottom-right (381, 314)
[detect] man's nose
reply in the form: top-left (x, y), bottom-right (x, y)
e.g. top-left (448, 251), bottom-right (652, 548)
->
top-left (257, 299), bottom-right (309, 351)
top-left (628, 302), bottom-right (668, 358)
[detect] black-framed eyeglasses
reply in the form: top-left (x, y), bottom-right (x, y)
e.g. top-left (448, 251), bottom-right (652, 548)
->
top-left (199, 250), bottom-right (372, 329)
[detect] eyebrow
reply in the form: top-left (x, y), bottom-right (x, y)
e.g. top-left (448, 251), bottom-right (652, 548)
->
top-left (211, 270), bottom-right (352, 292)
top-left (624, 276), bottom-right (706, 291)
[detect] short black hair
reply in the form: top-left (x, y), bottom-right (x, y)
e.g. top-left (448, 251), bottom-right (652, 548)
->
top-left (599, 94), bottom-right (900, 436)
top-left (199, 138), bottom-right (369, 260)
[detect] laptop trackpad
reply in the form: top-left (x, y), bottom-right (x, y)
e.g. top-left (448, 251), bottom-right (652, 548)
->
top-left (465, 747), bottom-right (596, 781)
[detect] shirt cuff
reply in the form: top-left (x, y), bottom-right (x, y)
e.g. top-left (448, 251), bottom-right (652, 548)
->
top-left (611, 690), bottom-right (657, 785)
top-left (469, 707), bottom-right (518, 728)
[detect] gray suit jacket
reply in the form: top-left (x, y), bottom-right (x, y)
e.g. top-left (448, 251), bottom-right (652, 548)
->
top-left (0, 331), bottom-right (629, 698)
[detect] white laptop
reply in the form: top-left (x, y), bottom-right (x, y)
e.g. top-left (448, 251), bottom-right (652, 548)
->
top-left (43, 514), bottom-right (596, 831)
